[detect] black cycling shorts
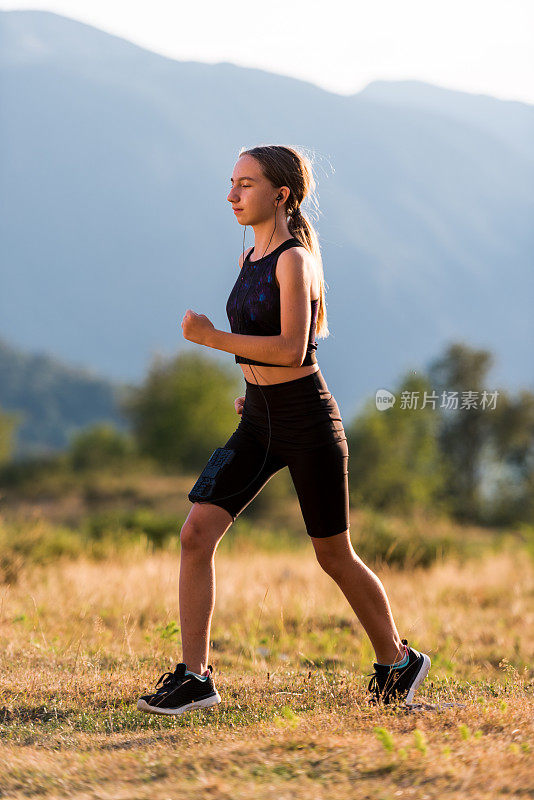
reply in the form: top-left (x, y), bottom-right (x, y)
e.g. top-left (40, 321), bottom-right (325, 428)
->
top-left (188, 368), bottom-right (350, 538)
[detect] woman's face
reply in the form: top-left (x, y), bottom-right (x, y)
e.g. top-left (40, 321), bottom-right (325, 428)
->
top-left (227, 155), bottom-right (284, 225)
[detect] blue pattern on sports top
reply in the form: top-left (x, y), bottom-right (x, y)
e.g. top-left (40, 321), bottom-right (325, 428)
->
top-left (226, 237), bottom-right (319, 367)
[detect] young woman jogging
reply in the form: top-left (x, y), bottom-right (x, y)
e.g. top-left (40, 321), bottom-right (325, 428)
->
top-left (137, 144), bottom-right (431, 717)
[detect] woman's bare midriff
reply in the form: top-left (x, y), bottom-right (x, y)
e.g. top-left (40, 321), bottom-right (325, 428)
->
top-left (239, 362), bottom-right (319, 385)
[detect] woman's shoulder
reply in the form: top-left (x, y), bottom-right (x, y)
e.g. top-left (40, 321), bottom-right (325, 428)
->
top-left (274, 242), bottom-right (319, 294)
top-left (276, 241), bottom-right (316, 275)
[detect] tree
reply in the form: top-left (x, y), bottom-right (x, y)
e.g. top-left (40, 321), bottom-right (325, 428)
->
top-left (0, 404), bottom-right (22, 466)
top-left (120, 352), bottom-right (242, 472)
top-left (481, 390), bottom-right (534, 524)
top-left (428, 341), bottom-right (495, 520)
top-left (68, 423), bottom-right (137, 471)
top-left (427, 341), bottom-right (534, 524)
top-left (346, 372), bottom-right (448, 514)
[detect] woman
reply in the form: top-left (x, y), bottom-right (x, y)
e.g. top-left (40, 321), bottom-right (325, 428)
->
top-left (137, 145), bottom-right (431, 717)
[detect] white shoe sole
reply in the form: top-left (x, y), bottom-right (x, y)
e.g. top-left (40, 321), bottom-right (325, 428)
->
top-left (137, 690), bottom-right (221, 716)
top-left (404, 653), bottom-right (431, 705)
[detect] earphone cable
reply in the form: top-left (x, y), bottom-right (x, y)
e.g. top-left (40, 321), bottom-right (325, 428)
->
top-left (197, 198), bottom-right (282, 504)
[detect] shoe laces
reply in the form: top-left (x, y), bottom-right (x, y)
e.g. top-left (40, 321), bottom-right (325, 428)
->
top-left (152, 664), bottom-right (187, 696)
top-left (152, 663), bottom-right (213, 696)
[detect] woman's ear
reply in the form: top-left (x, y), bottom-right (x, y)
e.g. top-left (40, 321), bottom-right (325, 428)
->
top-left (276, 187), bottom-right (290, 204)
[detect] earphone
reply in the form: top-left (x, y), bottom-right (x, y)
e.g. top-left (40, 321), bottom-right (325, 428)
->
top-left (194, 195), bottom-right (284, 505)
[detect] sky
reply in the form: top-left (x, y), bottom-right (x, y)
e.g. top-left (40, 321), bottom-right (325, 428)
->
top-left (1, 0), bottom-right (533, 104)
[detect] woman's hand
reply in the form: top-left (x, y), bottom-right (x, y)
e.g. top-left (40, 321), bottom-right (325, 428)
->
top-left (181, 309), bottom-right (215, 346)
top-left (234, 396), bottom-right (245, 415)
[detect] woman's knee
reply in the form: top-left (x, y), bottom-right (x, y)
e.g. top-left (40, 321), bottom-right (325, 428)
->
top-left (179, 503), bottom-right (233, 556)
top-left (311, 530), bottom-right (352, 574)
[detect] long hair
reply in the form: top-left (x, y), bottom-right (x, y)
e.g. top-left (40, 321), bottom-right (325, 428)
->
top-left (239, 144), bottom-right (330, 339)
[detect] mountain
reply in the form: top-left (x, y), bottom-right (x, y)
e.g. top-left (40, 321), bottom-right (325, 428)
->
top-left (0, 337), bottom-right (130, 458)
top-left (359, 79), bottom-right (534, 162)
top-left (1, 9), bottom-right (533, 422)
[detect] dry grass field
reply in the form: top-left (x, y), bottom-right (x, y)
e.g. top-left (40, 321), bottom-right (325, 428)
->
top-left (0, 529), bottom-right (532, 799)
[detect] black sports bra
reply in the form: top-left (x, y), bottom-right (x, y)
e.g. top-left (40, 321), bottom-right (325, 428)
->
top-left (226, 237), bottom-right (319, 367)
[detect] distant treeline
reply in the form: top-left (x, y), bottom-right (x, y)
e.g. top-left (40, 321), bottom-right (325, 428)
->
top-left (1, 343), bottom-right (533, 527)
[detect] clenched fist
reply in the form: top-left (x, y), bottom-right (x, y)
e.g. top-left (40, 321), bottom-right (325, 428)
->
top-left (234, 396), bottom-right (245, 415)
top-left (181, 309), bottom-right (215, 346)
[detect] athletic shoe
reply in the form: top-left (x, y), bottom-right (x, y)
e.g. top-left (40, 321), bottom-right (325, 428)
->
top-left (366, 638), bottom-right (431, 706)
top-left (137, 662), bottom-right (221, 716)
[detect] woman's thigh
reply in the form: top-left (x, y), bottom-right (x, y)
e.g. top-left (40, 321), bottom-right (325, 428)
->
top-left (187, 422), bottom-right (287, 523)
top-left (286, 437), bottom-right (350, 539)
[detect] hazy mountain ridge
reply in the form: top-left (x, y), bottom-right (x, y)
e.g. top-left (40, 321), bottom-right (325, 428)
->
top-left (0, 337), bottom-right (130, 458)
top-left (1, 9), bottom-right (532, 423)
top-left (359, 79), bottom-right (533, 161)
